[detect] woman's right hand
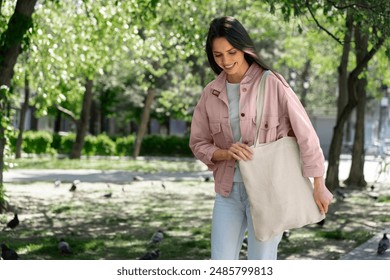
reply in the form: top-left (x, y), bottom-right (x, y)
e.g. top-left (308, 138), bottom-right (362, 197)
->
top-left (227, 142), bottom-right (253, 161)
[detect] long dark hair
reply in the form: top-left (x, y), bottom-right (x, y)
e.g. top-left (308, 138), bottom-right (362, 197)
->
top-left (205, 16), bottom-right (273, 76)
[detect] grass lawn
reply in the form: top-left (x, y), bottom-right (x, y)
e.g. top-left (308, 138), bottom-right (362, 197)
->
top-left (1, 157), bottom-right (390, 260)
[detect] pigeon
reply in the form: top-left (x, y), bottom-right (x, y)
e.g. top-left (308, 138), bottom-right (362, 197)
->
top-left (4, 213), bottom-right (19, 230)
top-left (103, 192), bottom-right (112, 198)
top-left (133, 175), bottom-right (144, 182)
top-left (282, 230), bottom-right (291, 241)
top-left (54, 179), bottom-right (61, 188)
top-left (335, 189), bottom-right (347, 200)
top-left (377, 233), bottom-right (389, 255)
top-left (139, 249), bottom-right (160, 260)
top-left (1, 243), bottom-right (19, 260)
top-left (161, 182), bottom-right (166, 189)
top-left (58, 238), bottom-right (72, 255)
top-left (69, 183), bottom-right (77, 192)
top-left (149, 230), bottom-right (164, 245)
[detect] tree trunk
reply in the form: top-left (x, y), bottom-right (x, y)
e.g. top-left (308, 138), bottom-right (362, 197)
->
top-left (133, 88), bottom-right (156, 158)
top-left (345, 80), bottom-right (367, 186)
top-left (0, 0), bottom-right (38, 202)
top-left (70, 79), bottom-right (94, 159)
top-left (89, 99), bottom-right (98, 135)
top-left (15, 71), bottom-right (30, 158)
top-left (344, 27), bottom-right (369, 187)
top-left (54, 109), bottom-right (62, 133)
top-left (325, 13), bottom-right (353, 190)
top-left (299, 60), bottom-right (311, 108)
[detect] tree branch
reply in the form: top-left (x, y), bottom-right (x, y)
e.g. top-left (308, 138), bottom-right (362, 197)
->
top-left (56, 105), bottom-right (77, 124)
top-left (327, 0), bottom-right (381, 10)
top-left (350, 36), bottom-right (384, 81)
top-left (305, 1), bottom-right (343, 45)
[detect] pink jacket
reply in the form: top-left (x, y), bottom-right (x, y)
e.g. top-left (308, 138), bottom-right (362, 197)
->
top-left (189, 63), bottom-right (325, 197)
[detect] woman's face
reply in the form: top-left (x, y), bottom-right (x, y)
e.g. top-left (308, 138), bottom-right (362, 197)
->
top-left (212, 37), bottom-right (249, 83)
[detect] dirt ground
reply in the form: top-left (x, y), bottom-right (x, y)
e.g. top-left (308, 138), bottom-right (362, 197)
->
top-left (1, 178), bottom-right (389, 260)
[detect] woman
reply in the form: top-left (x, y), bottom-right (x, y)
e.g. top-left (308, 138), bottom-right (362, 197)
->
top-left (189, 16), bottom-right (333, 260)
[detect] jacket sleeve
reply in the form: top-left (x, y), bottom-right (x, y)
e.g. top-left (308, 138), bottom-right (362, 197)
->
top-left (189, 92), bottom-right (219, 171)
top-left (281, 83), bottom-right (325, 178)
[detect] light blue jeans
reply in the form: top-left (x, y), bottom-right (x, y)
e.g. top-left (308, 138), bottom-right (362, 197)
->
top-left (211, 182), bottom-right (283, 260)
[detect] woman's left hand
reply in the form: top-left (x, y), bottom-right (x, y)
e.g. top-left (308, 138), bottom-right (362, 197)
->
top-left (313, 177), bottom-right (333, 214)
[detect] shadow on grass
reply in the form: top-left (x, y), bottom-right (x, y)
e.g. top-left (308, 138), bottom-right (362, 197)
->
top-left (1, 180), bottom-right (389, 260)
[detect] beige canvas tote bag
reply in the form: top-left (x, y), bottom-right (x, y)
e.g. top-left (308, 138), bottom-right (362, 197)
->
top-left (239, 70), bottom-right (325, 241)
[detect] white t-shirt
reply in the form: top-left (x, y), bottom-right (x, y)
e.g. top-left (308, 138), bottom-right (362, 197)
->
top-left (226, 82), bottom-right (243, 182)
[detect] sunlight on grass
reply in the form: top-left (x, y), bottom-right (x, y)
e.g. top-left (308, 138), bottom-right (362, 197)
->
top-left (8, 157), bottom-right (205, 172)
top-left (378, 195), bottom-right (390, 203)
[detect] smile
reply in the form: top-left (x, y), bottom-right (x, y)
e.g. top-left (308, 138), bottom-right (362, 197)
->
top-left (224, 63), bottom-right (235, 69)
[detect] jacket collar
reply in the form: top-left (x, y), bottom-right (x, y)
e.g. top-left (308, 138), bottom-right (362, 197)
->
top-left (209, 63), bottom-right (261, 98)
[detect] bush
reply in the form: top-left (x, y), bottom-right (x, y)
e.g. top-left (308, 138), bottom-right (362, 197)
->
top-left (59, 133), bottom-right (75, 154)
top-left (13, 131), bottom-right (192, 157)
top-left (115, 135), bottom-right (135, 156)
top-left (93, 134), bottom-right (116, 156)
top-left (22, 130), bottom-right (55, 155)
top-left (141, 135), bottom-right (192, 157)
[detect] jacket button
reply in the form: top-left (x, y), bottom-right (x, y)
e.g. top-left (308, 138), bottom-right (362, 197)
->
top-left (241, 113), bottom-right (245, 117)
top-left (265, 123), bottom-right (268, 128)
top-left (243, 141), bottom-right (248, 144)
top-left (242, 88), bottom-right (247, 92)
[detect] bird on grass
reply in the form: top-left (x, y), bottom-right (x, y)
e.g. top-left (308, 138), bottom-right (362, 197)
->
top-left (149, 230), bottom-right (164, 245)
top-left (103, 184), bottom-right (113, 198)
top-left (3, 213), bottom-right (19, 230)
top-left (103, 192), bottom-right (113, 198)
top-left (58, 238), bottom-right (72, 255)
top-left (282, 230), bottom-right (291, 242)
top-left (54, 179), bottom-right (61, 188)
top-left (335, 189), bottom-right (347, 200)
top-left (203, 176), bottom-right (211, 182)
top-left (139, 249), bottom-right (160, 260)
top-left (133, 176), bottom-right (144, 182)
top-left (1, 243), bottom-right (19, 260)
top-left (377, 233), bottom-right (389, 255)
top-left (69, 179), bottom-right (81, 192)
top-left (69, 183), bottom-right (77, 192)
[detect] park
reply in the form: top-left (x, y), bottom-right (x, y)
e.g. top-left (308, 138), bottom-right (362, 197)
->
top-left (0, 0), bottom-right (389, 262)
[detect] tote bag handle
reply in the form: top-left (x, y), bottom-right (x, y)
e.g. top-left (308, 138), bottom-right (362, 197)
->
top-left (253, 70), bottom-right (271, 147)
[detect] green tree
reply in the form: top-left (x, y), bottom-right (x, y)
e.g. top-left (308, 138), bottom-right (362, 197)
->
top-left (0, 0), bottom-right (38, 210)
top-left (265, 0), bottom-right (390, 190)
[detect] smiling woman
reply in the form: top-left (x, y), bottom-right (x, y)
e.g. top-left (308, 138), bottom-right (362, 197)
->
top-left (211, 37), bottom-right (249, 83)
top-left (189, 16), bottom-right (333, 260)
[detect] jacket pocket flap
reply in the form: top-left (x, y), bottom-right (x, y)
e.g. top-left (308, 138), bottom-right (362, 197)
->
top-left (261, 116), bottom-right (279, 130)
top-left (210, 122), bottom-right (222, 135)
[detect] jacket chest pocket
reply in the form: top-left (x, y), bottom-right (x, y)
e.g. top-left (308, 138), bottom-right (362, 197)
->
top-left (260, 116), bottom-right (280, 142)
top-left (210, 122), bottom-right (229, 148)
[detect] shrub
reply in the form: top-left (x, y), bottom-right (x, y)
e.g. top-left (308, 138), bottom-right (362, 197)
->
top-left (13, 131), bottom-right (192, 157)
top-left (22, 130), bottom-right (55, 155)
top-left (83, 135), bottom-right (98, 156)
top-left (141, 135), bottom-right (192, 157)
top-left (93, 134), bottom-right (116, 156)
top-left (59, 133), bottom-right (75, 154)
top-left (115, 135), bottom-right (135, 156)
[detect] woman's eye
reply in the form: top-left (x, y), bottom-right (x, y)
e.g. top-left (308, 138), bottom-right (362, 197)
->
top-left (229, 51), bottom-right (236, 55)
